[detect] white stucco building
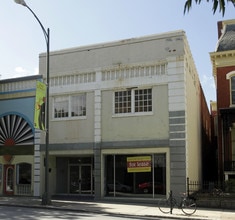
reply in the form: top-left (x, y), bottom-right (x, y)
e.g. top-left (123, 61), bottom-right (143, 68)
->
top-left (0, 30), bottom-right (205, 200)
top-left (38, 30), bottom-right (203, 199)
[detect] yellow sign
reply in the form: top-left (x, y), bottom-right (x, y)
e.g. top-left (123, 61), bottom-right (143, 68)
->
top-left (127, 156), bottom-right (151, 173)
top-left (34, 81), bottom-right (46, 130)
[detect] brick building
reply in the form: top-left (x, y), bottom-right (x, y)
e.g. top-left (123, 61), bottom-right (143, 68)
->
top-left (210, 19), bottom-right (235, 181)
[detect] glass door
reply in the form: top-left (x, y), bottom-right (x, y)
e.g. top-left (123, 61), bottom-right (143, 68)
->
top-left (81, 165), bottom-right (92, 194)
top-left (69, 164), bottom-right (92, 194)
top-left (69, 165), bottom-right (80, 193)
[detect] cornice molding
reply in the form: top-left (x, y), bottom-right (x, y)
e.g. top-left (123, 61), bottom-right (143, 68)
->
top-left (210, 50), bottom-right (235, 77)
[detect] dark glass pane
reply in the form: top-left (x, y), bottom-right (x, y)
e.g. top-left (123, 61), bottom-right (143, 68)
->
top-left (18, 163), bottom-right (31, 184)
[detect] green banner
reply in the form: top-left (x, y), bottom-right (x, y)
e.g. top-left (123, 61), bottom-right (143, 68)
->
top-left (34, 81), bottom-right (46, 130)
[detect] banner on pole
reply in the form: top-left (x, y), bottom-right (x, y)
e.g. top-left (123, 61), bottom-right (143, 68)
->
top-left (34, 81), bottom-right (46, 130)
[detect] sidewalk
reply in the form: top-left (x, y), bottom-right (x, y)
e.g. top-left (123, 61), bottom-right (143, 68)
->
top-left (0, 196), bottom-right (234, 220)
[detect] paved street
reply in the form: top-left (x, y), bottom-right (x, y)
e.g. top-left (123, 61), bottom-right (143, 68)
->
top-left (0, 206), bottom-right (165, 220)
top-left (0, 196), bottom-right (235, 220)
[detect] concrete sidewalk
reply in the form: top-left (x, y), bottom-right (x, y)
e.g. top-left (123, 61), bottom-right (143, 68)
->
top-left (0, 196), bottom-right (234, 220)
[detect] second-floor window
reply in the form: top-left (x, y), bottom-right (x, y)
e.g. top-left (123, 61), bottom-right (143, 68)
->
top-left (114, 88), bottom-right (152, 114)
top-left (231, 76), bottom-right (235, 105)
top-left (53, 94), bottom-right (86, 119)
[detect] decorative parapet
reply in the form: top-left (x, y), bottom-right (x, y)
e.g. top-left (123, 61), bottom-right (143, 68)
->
top-left (0, 75), bottom-right (41, 99)
top-left (101, 63), bottom-right (166, 81)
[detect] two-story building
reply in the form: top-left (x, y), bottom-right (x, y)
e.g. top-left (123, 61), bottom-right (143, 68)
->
top-left (37, 30), bottom-right (208, 200)
top-left (0, 30), bottom-right (211, 200)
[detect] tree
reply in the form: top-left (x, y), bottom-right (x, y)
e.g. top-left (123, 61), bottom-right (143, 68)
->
top-left (184, 0), bottom-right (235, 16)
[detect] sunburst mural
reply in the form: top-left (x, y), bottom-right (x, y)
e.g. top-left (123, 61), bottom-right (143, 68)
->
top-left (0, 114), bottom-right (34, 146)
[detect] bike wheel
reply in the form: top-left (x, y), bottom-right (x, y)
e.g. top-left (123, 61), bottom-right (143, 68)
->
top-left (158, 199), bottom-right (172, 214)
top-left (181, 198), bottom-right (197, 215)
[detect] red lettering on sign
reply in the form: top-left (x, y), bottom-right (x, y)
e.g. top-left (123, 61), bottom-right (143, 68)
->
top-left (127, 161), bottom-right (151, 168)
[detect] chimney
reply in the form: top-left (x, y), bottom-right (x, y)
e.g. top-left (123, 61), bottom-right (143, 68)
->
top-left (217, 21), bottom-right (223, 39)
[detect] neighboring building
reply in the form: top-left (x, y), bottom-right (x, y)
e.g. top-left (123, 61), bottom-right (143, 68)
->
top-left (0, 75), bottom-right (42, 196)
top-left (210, 19), bottom-right (235, 182)
top-left (210, 100), bottom-right (218, 180)
top-left (200, 90), bottom-right (215, 182)
top-left (37, 30), bottom-right (209, 199)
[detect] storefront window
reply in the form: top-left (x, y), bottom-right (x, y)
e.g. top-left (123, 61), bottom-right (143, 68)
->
top-left (105, 154), bottom-right (166, 197)
top-left (16, 163), bottom-right (31, 184)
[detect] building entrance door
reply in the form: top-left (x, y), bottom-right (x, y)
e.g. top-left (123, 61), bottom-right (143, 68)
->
top-left (69, 164), bottom-right (92, 194)
top-left (4, 165), bottom-right (14, 195)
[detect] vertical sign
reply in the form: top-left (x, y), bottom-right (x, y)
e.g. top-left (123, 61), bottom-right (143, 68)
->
top-left (34, 81), bottom-right (46, 130)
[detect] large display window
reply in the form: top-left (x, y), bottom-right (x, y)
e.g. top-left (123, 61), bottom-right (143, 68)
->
top-left (105, 154), bottom-right (166, 197)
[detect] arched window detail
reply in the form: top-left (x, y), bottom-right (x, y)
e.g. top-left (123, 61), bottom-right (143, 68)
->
top-left (0, 114), bottom-right (34, 146)
top-left (6, 167), bottom-right (14, 192)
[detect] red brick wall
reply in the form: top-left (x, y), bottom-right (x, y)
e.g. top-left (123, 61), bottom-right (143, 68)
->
top-left (216, 65), bottom-right (235, 180)
top-left (217, 66), bottom-right (235, 109)
top-left (200, 85), bottom-right (215, 180)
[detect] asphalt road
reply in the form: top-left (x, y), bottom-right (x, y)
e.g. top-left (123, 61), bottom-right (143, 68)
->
top-left (0, 206), bottom-right (166, 220)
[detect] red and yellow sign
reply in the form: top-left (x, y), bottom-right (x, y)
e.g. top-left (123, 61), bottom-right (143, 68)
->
top-left (127, 156), bottom-right (151, 173)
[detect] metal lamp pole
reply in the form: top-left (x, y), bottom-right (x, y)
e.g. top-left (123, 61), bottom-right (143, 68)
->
top-left (14, 0), bottom-right (51, 205)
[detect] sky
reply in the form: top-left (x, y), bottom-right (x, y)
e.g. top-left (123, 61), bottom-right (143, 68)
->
top-left (1, 0), bottom-right (235, 106)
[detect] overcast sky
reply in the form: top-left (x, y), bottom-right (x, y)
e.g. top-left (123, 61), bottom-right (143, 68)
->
top-left (1, 0), bottom-right (235, 106)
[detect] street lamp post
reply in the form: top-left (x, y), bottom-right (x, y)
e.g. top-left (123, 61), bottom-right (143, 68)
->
top-left (14, 0), bottom-right (51, 205)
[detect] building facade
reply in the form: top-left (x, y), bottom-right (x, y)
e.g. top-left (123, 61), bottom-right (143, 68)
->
top-left (0, 75), bottom-right (42, 196)
top-left (38, 30), bottom-right (206, 199)
top-left (210, 19), bottom-right (235, 182)
top-left (0, 30), bottom-right (210, 199)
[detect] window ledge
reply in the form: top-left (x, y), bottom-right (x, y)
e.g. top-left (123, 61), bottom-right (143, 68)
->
top-left (51, 116), bottom-right (87, 121)
top-left (112, 112), bottom-right (153, 118)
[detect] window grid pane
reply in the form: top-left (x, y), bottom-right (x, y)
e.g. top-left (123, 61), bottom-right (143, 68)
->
top-left (135, 89), bottom-right (152, 112)
top-left (54, 96), bottom-right (69, 118)
top-left (114, 91), bottom-right (131, 113)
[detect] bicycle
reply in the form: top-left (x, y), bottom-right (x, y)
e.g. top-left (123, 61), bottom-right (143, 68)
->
top-left (158, 191), bottom-right (197, 215)
top-left (210, 187), bottom-right (224, 196)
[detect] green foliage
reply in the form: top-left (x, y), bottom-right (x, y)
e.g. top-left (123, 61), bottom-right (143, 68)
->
top-left (184, 0), bottom-right (235, 16)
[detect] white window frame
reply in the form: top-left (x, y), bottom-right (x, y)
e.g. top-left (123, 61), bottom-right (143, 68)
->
top-left (53, 93), bottom-right (86, 120)
top-left (226, 71), bottom-right (235, 106)
top-left (113, 88), bottom-right (153, 116)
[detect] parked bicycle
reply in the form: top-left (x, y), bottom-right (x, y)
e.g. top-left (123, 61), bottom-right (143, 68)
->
top-left (158, 191), bottom-right (197, 215)
top-left (210, 187), bottom-right (224, 196)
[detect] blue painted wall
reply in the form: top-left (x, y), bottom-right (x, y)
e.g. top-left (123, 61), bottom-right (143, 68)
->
top-left (0, 97), bottom-right (35, 129)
